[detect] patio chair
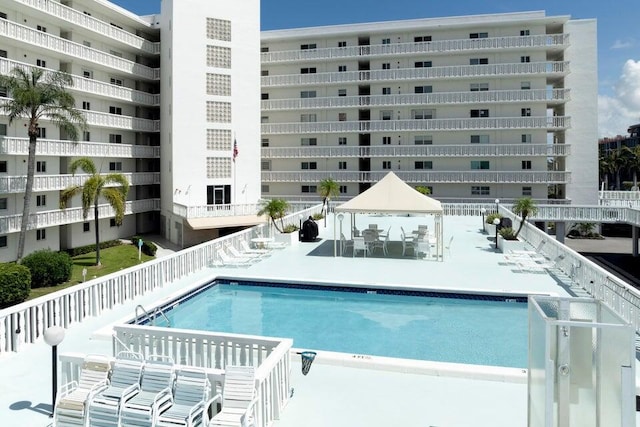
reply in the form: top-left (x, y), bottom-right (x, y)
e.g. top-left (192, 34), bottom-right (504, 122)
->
top-left (88, 352), bottom-right (145, 427)
top-left (53, 354), bottom-right (111, 427)
top-left (119, 355), bottom-right (176, 427)
top-left (208, 366), bottom-right (258, 427)
top-left (371, 227), bottom-right (391, 256)
top-left (400, 227), bottom-right (415, 256)
top-left (340, 233), bottom-right (354, 256)
top-left (226, 245), bottom-right (263, 261)
top-left (239, 240), bottom-right (272, 256)
top-left (264, 240), bottom-right (287, 249)
top-left (156, 368), bottom-right (211, 427)
top-left (215, 249), bottom-right (255, 267)
top-left (352, 237), bottom-right (369, 257)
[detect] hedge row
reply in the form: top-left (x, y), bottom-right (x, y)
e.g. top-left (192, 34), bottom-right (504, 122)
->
top-left (21, 249), bottom-right (73, 288)
top-left (0, 263), bottom-right (31, 308)
top-left (64, 239), bottom-right (122, 257)
top-left (131, 236), bottom-right (158, 257)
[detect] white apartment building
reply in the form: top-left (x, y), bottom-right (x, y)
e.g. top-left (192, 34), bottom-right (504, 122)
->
top-left (260, 11), bottom-right (598, 206)
top-left (0, 0), bottom-right (261, 262)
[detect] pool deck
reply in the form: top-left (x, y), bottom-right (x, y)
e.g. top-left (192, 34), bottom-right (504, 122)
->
top-left (0, 214), bottom-right (625, 427)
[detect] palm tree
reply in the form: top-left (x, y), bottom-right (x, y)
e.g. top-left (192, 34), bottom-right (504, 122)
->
top-left (415, 186), bottom-right (431, 195)
top-left (622, 145), bottom-right (640, 189)
top-left (318, 178), bottom-right (340, 216)
top-left (0, 67), bottom-right (86, 262)
top-left (599, 155), bottom-right (614, 190)
top-left (512, 197), bottom-right (538, 238)
top-left (59, 157), bottom-right (129, 266)
top-left (609, 149), bottom-right (629, 190)
top-left (257, 199), bottom-right (290, 233)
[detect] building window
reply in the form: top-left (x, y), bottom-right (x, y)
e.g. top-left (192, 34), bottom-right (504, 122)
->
top-left (338, 41), bottom-right (347, 47)
top-left (205, 74), bottom-right (231, 96)
top-left (83, 222), bottom-right (90, 232)
top-left (301, 185), bottom-right (317, 193)
top-left (110, 77), bottom-right (124, 86)
top-left (36, 161), bottom-right (46, 172)
top-left (261, 160), bottom-right (271, 170)
top-left (339, 185), bottom-right (348, 194)
top-left (109, 106), bottom-right (122, 115)
top-left (261, 70), bottom-right (269, 76)
top-left (382, 136), bottom-right (391, 145)
top-left (412, 109), bottom-right (435, 120)
top-left (414, 161), bottom-right (433, 170)
top-left (301, 114), bottom-right (317, 122)
top-left (520, 56), bottom-right (531, 63)
top-left (414, 86), bottom-right (432, 94)
top-left (261, 184), bottom-right (270, 193)
top-left (261, 46), bottom-right (269, 53)
top-left (338, 137), bottom-right (347, 145)
top-left (522, 186), bottom-right (532, 196)
top-left (0, 236), bottom-right (6, 247)
top-left (0, 161), bottom-right (6, 173)
top-left (471, 161), bottom-right (490, 170)
top-left (82, 70), bottom-right (93, 79)
top-left (0, 198), bottom-right (6, 210)
top-left (261, 116), bottom-right (269, 123)
top-left (471, 186), bottom-right (490, 195)
top-left (36, 229), bottom-right (46, 240)
top-left (338, 161), bottom-right (347, 170)
top-left (300, 43), bottom-right (317, 50)
top-left (381, 38), bottom-right (391, 44)
top-left (37, 127), bottom-right (46, 138)
top-left (300, 90), bottom-right (316, 98)
top-left (338, 89), bottom-right (347, 97)
top-left (338, 65), bottom-right (347, 72)
top-left (470, 83), bottom-right (489, 92)
top-left (338, 113), bottom-right (347, 121)
top-left (261, 93), bottom-right (269, 100)
top-left (521, 134), bottom-right (532, 143)
top-left (380, 110), bottom-right (393, 120)
top-left (261, 138), bottom-right (269, 147)
top-left (82, 101), bottom-right (90, 110)
top-left (522, 160), bottom-right (532, 170)
top-left (83, 130), bottom-right (90, 140)
top-left (414, 36), bottom-right (432, 42)
top-left (36, 195), bottom-right (46, 207)
top-left (470, 58), bottom-right (489, 65)
top-left (0, 124), bottom-right (5, 135)
top-left (301, 138), bottom-right (317, 146)
top-left (382, 87), bottom-right (391, 95)
top-left (301, 162), bottom-right (317, 170)
top-left (37, 25), bottom-right (47, 32)
top-left (414, 135), bottom-right (432, 145)
top-left (109, 162), bottom-right (122, 171)
top-left (470, 135), bottom-right (490, 144)
top-left (414, 61), bottom-right (432, 68)
top-left (0, 12), bottom-right (6, 19)
top-left (520, 30), bottom-right (530, 36)
top-left (300, 67), bottom-right (316, 74)
top-left (470, 109), bottom-right (489, 118)
top-left (521, 108), bottom-right (532, 117)
top-left (0, 85), bottom-right (6, 97)
top-left (110, 218), bottom-right (118, 227)
top-left (470, 32), bottom-right (488, 39)
top-left (382, 63), bottom-right (390, 70)
top-left (521, 81), bottom-right (531, 90)
top-left (382, 161), bottom-right (392, 170)
top-left (36, 59), bottom-right (46, 68)
top-left (109, 134), bottom-right (122, 144)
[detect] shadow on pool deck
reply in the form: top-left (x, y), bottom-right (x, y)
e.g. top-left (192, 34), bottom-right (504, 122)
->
top-left (306, 239), bottom-right (440, 260)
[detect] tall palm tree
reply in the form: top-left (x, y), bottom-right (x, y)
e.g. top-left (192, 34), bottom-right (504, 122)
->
top-left (318, 178), bottom-right (340, 216)
top-left (257, 199), bottom-right (290, 233)
top-left (0, 67), bottom-right (85, 262)
top-left (609, 149), bottom-right (629, 190)
top-left (622, 145), bottom-right (640, 188)
top-left (59, 157), bottom-right (129, 266)
top-left (512, 197), bottom-right (538, 238)
top-left (598, 155), bottom-right (615, 191)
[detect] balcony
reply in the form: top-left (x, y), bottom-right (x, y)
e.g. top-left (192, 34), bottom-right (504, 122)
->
top-left (0, 172), bottom-right (160, 193)
top-left (262, 62), bottom-right (568, 88)
top-left (261, 144), bottom-right (570, 159)
top-left (0, 198), bottom-right (161, 233)
top-left (0, 20), bottom-right (160, 80)
top-left (82, 111), bottom-right (160, 132)
top-left (173, 203), bottom-right (263, 219)
top-left (0, 58), bottom-right (159, 106)
top-left (0, 137), bottom-right (159, 158)
top-left (262, 116), bottom-right (571, 135)
top-left (262, 89), bottom-right (570, 111)
top-left (261, 34), bottom-right (570, 63)
top-left (14, 0), bottom-right (160, 54)
top-left (262, 170), bottom-right (571, 184)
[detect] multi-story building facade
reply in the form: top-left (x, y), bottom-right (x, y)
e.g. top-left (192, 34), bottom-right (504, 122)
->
top-left (0, 0), bottom-right (260, 262)
top-left (260, 12), bottom-right (598, 206)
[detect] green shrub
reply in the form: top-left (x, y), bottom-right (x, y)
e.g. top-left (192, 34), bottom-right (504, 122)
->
top-left (282, 224), bottom-right (300, 233)
top-left (142, 241), bottom-right (157, 256)
top-left (65, 240), bottom-right (121, 257)
top-left (21, 250), bottom-right (73, 288)
top-left (0, 263), bottom-right (31, 308)
top-left (498, 227), bottom-right (518, 240)
top-left (311, 213), bottom-right (325, 220)
top-left (486, 213), bottom-right (503, 224)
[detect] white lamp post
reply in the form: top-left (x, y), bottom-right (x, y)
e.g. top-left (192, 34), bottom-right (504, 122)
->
top-left (480, 208), bottom-right (486, 232)
top-left (494, 198), bottom-right (500, 214)
top-left (44, 326), bottom-right (65, 417)
top-left (298, 214), bottom-right (304, 241)
top-left (337, 213), bottom-right (344, 255)
top-left (493, 217), bottom-right (501, 250)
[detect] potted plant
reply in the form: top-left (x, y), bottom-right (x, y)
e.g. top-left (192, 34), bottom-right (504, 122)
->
top-left (485, 213), bottom-right (502, 236)
top-left (497, 227), bottom-right (527, 253)
top-left (257, 199), bottom-right (299, 245)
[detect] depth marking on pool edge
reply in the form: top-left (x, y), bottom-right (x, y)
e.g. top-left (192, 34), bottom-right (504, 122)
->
top-left (352, 354), bottom-right (373, 359)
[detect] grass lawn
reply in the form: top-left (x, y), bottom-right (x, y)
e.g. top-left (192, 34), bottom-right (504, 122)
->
top-left (27, 244), bottom-right (155, 300)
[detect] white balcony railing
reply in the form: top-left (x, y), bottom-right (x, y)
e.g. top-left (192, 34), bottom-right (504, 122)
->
top-left (261, 170), bottom-right (571, 184)
top-left (0, 137), bottom-right (160, 158)
top-left (0, 172), bottom-right (160, 193)
top-left (83, 111), bottom-right (160, 132)
top-left (0, 58), bottom-right (160, 106)
top-left (173, 203), bottom-right (263, 219)
top-left (261, 33), bottom-right (570, 63)
top-left (599, 191), bottom-right (640, 202)
top-left (14, 0), bottom-right (160, 54)
top-left (262, 144), bottom-right (570, 159)
top-left (262, 62), bottom-right (569, 87)
top-left (0, 198), bottom-right (160, 233)
top-left (262, 116), bottom-right (571, 135)
top-left (262, 89), bottom-right (570, 111)
top-left (0, 20), bottom-right (159, 80)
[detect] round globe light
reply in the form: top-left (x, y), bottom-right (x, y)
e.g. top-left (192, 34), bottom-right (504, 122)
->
top-left (43, 326), bottom-right (65, 347)
top-left (493, 218), bottom-right (501, 226)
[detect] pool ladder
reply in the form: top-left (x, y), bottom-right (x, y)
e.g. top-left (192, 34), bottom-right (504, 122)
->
top-left (135, 304), bottom-right (171, 327)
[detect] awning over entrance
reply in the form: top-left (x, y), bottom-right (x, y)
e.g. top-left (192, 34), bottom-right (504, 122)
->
top-left (186, 215), bottom-right (265, 230)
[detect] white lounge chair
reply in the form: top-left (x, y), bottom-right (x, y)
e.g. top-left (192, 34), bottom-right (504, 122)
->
top-left (119, 356), bottom-right (175, 427)
top-left (226, 245), bottom-right (262, 261)
top-left (208, 366), bottom-right (257, 427)
top-left (53, 354), bottom-right (111, 427)
top-left (156, 368), bottom-right (210, 427)
top-left (88, 352), bottom-right (145, 427)
top-left (215, 250), bottom-right (255, 267)
top-left (240, 240), bottom-right (272, 256)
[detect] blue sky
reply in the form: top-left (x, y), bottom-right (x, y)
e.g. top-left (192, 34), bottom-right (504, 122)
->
top-left (112, 0), bottom-right (640, 137)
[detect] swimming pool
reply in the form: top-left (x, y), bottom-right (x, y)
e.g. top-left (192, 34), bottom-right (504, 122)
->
top-left (148, 279), bottom-right (529, 368)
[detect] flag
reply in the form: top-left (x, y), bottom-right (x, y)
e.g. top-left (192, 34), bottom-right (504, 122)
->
top-left (232, 138), bottom-right (238, 162)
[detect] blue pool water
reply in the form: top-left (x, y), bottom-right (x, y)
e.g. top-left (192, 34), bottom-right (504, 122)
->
top-left (155, 282), bottom-right (528, 368)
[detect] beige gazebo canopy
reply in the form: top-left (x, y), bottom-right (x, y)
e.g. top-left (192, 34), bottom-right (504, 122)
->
top-left (333, 172), bottom-right (444, 259)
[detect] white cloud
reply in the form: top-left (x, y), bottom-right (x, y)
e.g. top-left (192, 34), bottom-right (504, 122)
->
top-left (598, 60), bottom-right (640, 137)
top-left (611, 39), bottom-right (634, 49)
